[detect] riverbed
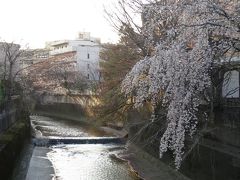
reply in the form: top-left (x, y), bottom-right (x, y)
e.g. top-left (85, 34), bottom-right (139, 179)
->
top-left (12, 115), bottom-right (139, 180)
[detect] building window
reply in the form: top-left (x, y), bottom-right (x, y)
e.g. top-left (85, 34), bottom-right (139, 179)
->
top-left (87, 74), bottom-right (90, 79)
top-left (87, 53), bottom-right (90, 59)
top-left (79, 34), bottom-right (83, 39)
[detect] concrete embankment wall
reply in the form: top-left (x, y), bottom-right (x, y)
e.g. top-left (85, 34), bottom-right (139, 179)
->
top-left (33, 94), bottom-right (99, 122)
top-left (127, 108), bottom-right (240, 180)
top-left (34, 103), bottom-right (86, 122)
top-left (0, 111), bottom-right (30, 180)
top-left (39, 94), bottom-right (99, 106)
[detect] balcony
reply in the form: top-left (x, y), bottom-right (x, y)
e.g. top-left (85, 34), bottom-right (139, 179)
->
top-left (50, 46), bottom-right (76, 56)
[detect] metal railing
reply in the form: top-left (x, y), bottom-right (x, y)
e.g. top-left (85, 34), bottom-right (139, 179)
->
top-left (0, 96), bottom-right (21, 133)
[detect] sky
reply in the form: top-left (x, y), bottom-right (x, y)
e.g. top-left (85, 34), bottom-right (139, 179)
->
top-left (0, 0), bottom-right (119, 48)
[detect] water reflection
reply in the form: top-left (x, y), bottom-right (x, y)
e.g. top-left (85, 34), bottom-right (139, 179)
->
top-left (47, 144), bottom-right (137, 180)
top-left (30, 115), bottom-right (109, 137)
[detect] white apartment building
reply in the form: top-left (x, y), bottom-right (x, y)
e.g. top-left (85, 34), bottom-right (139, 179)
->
top-left (46, 32), bottom-right (101, 81)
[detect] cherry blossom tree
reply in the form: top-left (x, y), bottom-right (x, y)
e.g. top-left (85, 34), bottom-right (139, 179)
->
top-left (117, 0), bottom-right (240, 169)
top-left (22, 54), bottom-right (79, 94)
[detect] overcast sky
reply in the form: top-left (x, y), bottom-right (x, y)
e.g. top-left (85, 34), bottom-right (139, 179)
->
top-left (0, 0), bottom-right (119, 48)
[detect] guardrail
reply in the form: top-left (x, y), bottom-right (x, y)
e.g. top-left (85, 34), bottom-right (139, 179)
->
top-left (0, 109), bottom-right (17, 133)
top-left (0, 96), bottom-right (21, 133)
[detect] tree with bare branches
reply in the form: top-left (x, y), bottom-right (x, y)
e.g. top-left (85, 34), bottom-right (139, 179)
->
top-left (96, 39), bottom-right (141, 124)
top-left (0, 42), bottom-right (22, 100)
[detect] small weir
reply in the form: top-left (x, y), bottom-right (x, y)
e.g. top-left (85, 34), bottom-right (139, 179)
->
top-left (32, 137), bottom-right (126, 146)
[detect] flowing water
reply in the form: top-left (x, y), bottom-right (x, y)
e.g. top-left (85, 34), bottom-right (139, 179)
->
top-left (48, 144), bottom-right (135, 180)
top-left (18, 115), bottom-right (138, 180)
top-left (30, 115), bottom-right (108, 137)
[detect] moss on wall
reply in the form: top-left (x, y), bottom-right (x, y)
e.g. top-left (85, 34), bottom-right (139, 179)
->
top-left (0, 113), bottom-right (30, 180)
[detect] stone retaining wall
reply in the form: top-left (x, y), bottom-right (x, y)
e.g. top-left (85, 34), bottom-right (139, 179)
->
top-left (0, 112), bottom-right (30, 180)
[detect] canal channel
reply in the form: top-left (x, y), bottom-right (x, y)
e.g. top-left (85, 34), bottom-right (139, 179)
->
top-left (11, 115), bottom-right (140, 180)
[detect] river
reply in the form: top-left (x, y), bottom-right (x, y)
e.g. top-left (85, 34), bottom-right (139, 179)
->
top-left (12, 115), bottom-right (139, 180)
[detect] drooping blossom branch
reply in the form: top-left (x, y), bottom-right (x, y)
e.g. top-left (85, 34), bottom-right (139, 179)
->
top-left (121, 0), bottom-right (239, 169)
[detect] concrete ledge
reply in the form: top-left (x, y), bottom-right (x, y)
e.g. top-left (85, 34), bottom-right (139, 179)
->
top-left (26, 147), bottom-right (55, 180)
top-left (119, 144), bottom-right (190, 180)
